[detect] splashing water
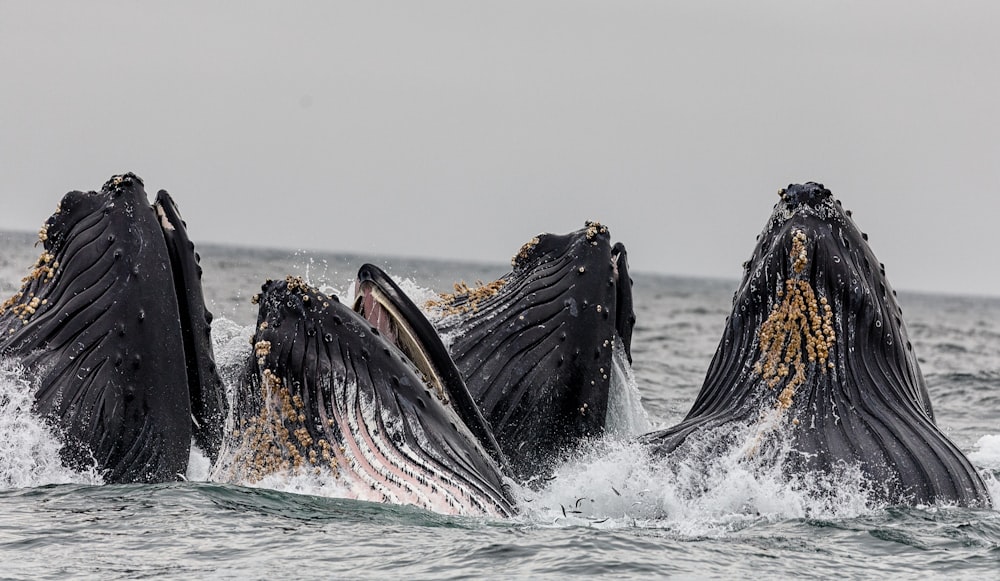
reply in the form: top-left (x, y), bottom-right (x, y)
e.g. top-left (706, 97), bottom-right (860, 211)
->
top-left (0, 359), bottom-right (103, 487)
top-left (251, 467), bottom-right (355, 499)
top-left (605, 336), bottom-right (651, 437)
top-left (521, 420), bottom-right (880, 536)
top-left (969, 435), bottom-right (1000, 506)
top-left (186, 445), bottom-right (212, 482)
top-left (969, 434), bottom-right (1000, 470)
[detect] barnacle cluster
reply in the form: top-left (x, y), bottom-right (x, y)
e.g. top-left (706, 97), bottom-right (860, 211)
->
top-left (0, 247), bottom-right (59, 327)
top-left (791, 229), bottom-right (808, 274)
top-left (228, 367), bottom-right (340, 482)
top-left (29, 252), bottom-right (59, 285)
top-left (584, 220), bottom-right (608, 242)
top-left (426, 279), bottom-right (506, 316)
top-left (511, 236), bottom-right (540, 267)
top-left (254, 340), bottom-right (271, 361)
top-left (753, 229), bottom-right (836, 415)
top-left (284, 275), bottom-right (310, 295)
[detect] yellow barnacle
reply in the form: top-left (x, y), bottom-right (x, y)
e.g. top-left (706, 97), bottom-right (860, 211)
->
top-left (584, 220), bottom-right (608, 240)
top-left (753, 239), bottom-right (836, 417)
top-left (426, 278), bottom-right (506, 316)
top-left (511, 236), bottom-right (541, 266)
top-left (791, 229), bottom-right (809, 274)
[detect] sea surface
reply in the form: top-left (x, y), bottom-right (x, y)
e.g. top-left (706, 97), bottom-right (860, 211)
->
top-left (0, 230), bottom-right (998, 580)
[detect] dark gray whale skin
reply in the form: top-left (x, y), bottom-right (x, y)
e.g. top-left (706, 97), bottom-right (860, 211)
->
top-left (429, 222), bottom-right (635, 482)
top-left (0, 173), bottom-right (226, 483)
top-left (220, 276), bottom-right (516, 517)
top-left (641, 183), bottom-right (990, 507)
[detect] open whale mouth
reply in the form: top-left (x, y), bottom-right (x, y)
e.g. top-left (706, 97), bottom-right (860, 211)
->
top-left (353, 271), bottom-right (442, 401)
top-left (352, 264), bottom-right (508, 470)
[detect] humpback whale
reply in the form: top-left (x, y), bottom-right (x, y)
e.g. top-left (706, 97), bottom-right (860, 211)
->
top-left (214, 274), bottom-right (516, 517)
top-left (0, 173), bottom-right (226, 483)
top-left (428, 222), bottom-right (636, 482)
top-left (641, 183), bottom-right (990, 507)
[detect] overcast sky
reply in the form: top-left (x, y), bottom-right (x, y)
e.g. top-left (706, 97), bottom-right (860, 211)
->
top-left (1, 1), bottom-right (998, 296)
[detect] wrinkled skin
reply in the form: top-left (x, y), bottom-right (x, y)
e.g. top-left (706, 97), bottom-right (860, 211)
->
top-left (215, 276), bottom-right (516, 517)
top-left (429, 222), bottom-right (636, 482)
top-left (0, 173), bottom-right (226, 483)
top-left (642, 183), bottom-right (990, 507)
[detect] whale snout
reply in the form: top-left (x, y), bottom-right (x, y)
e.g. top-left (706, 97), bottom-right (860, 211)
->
top-left (779, 182), bottom-right (832, 209)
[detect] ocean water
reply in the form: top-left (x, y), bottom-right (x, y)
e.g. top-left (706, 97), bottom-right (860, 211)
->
top-left (0, 230), bottom-right (998, 580)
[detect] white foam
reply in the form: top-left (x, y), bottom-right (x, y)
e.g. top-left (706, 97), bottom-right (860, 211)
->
top-left (394, 276), bottom-right (441, 310)
top-left (185, 443), bottom-right (212, 482)
top-left (969, 434), bottom-right (1000, 469)
top-left (251, 467), bottom-right (354, 498)
top-left (968, 434), bottom-right (1000, 507)
top-left (519, 426), bottom-right (878, 535)
top-left (211, 317), bottom-right (255, 376)
top-left (0, 358), bottom-right (103, 488)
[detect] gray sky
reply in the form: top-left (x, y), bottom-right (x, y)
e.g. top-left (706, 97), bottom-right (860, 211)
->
top-left (2, 1), bottom-right (998, 296)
